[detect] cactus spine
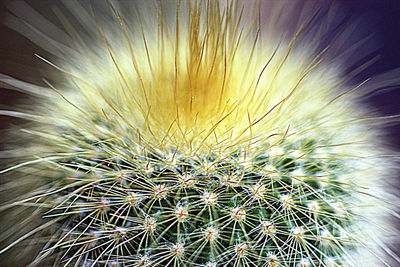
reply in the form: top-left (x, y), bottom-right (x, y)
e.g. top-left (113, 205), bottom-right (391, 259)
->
top-left (0, 1), bottom-right (398, 266)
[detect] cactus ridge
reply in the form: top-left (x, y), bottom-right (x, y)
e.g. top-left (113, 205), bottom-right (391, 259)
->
top-left (40, 124), bottom-right (355, 266)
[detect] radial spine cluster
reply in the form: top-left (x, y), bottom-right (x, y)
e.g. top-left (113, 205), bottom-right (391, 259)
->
top-left (46, 130), bottom-right (358, 266)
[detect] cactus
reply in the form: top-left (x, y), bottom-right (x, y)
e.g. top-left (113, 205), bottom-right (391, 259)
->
top-left (0, 1), bottom-right (399, 266)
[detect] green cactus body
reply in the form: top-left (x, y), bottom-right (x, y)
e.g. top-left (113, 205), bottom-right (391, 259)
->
top-left (49, 130), bottom-right (355, 266)
top-left (0, 1), bottom-right (398, 266)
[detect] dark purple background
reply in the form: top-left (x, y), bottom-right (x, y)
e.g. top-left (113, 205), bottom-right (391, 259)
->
top-left (1, 0), bottom-right (399, 147)
top-left (341, 0), bottom-right (400, 151)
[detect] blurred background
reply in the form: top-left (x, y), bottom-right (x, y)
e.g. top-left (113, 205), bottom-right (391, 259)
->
top-left (1, 0), bottom-right (399, 147)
